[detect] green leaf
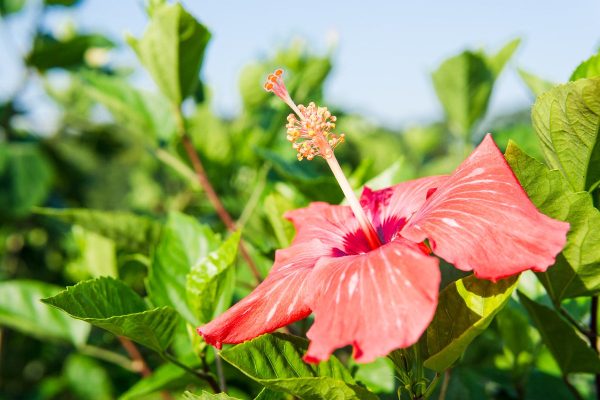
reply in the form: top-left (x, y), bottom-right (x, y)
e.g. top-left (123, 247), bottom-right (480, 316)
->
top-left (36, 208), bottom-right (162, 253)
top-left (571, 53), bottom-right (600, 81)
top-left (120, 363), bottom-right (196, 400)
top-left (505, 143), bottom-right (600, 300)
top-left (42, 277), bottom-right (180, 352)
top-left (80, 71), bottom-right (176, 141)
top-left (147, 212), bottom-right (220, 325)
top-left (0, 280), bottom-right (90, 346)
top-left (64, 354), bottom-right (113, 400)
top-left (220, 333), bottom-right (378, 400)
top-left (531, 77), bottom-right (600, 191)
top-left (352, 357), bottom-right (395, 394)
top-left (486, 38), bottom-right (521, 77)
top-left (67, 226), bottom-right (117, 279)
top-left (518, 291), bottom-right (600, 374)
top-left (128, 2), bottom-right (211, 105)
top-left (424, 275), bottom-right (519, 372)
top-left (183, 392), bottom-right (241, 400)
top-left (518, 68), bottom-right (556, 97)
top-left (0, 143), bottom-right (52, 217)
top-left (253, 388), bottom-right (287, 400)
top-left (0, 0), bottom-right (26, 16)
top-left (45, 0), bottom-right (81, 6)
top-left (26, 32), bottom-right (114, 71)
top-left (186, 231), bottom-right (240, 325)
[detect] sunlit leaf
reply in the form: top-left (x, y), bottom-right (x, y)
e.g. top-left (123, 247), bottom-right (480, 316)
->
top-left (220, 333), bottom-right (377, 400)
top-left (518, 68), bottom-right (556, 97)
top-left (128, 2), bottom-right (210, 105)
top-left (518, 292), bottom-right (600, 374)
top-left (0, 280), bottom-right (90, 346)
top-left (531, 77), bottom-right (600, 192)
top-left (43, 277), bottom-right (180, 352)
top-left (506, 143), bottom-right (600, 300)
top-left (147, 212), bottom-right (220, 325)
top-left (424, 275), bottom-right (519, 372)
top-left (67, 226), bottom-right (117, 279)
top-left (571, 52), bottom-right (600, 81)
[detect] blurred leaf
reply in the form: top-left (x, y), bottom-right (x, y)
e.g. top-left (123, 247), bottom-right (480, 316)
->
top-left (36, 208), bottom-right (162, 253)
top-left (120, 363), bottom-right (196, 400)
top-left (518, 291), bottom-right (600, 374)
top-left (424, 275), bottom-right (519, 372)
top-left (352, 357), bottom-right (395, 394)
top-left (26, 32), bottom-right (114, 71)
top-left (263, 193), bottom-right (295, 248)
top-left (0, 0), bottom-right (25, 16)
top-left (128, 2), bottom-right (210, 105)
top-left (64, 354), bottom-right (113, 400)
top-left (506, 143), bottom-right (600, 300)
top-left (45, 0), bottom-right (81, 5)
top-left (0, 143), bottom-right (52, 217)
top-left (253, 388), bottom-right (287, 400)
top-left (147, 212), bottom-right (220, 325)
top-left (531, 77), bottom-right (600, 192)
top-left (571, 52), bottom-right (600, 81)
top-left (0, 280), bottom-right (90, 345)
top-left (67, 225), bottom-right (117, 279)
top-left (186, 231), bottom-right (239, 325)
top-left (43, 277), bottom-right (180, 352)
top-left (518, 68), bottom-right (556, 97)
top-left (80, 71), bottom-right (176, 141)
top-left (486, 38), bottom-right (520, 77)
top-left (220, 333), bottom-right (377, 400)
top-left (432, 39), bottom-right (518, 138)
top-left (490, 122), bottom-right (543, 160)
top-left (183, 392), bottom-right (241, 400)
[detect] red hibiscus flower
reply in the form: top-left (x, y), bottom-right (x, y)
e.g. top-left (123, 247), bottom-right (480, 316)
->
top-left (197, 70), bottom-right (569, 363)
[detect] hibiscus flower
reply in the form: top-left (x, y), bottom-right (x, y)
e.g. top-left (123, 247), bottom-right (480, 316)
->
top-left (197, 70), bottom-right (569, 363)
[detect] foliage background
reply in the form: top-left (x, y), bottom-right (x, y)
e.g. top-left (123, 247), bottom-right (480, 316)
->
top-left (1, 1), bottom-right (600, 399)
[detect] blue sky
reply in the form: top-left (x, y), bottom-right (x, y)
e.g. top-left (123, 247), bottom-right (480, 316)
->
top-left (1, 0), bottom-right (600, 129)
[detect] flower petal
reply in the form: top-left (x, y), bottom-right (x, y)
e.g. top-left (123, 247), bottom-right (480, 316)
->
top-left (197, 239), bottom-right (328, 348)
top-left (402, 134), bottom-right (570, 280)
top-left (304, 240), bottom-right (440, 363)
top-left (360, 176), bottom-right (447, 243)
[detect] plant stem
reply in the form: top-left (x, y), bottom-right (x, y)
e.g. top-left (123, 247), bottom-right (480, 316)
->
top-left (438, 370), bottom-right (450, 400)
top-left (213, 347), bottom-right (227, 392)
top-left (162, 351), bottom-right (220, 393)
top-left (79, 344), bottom-right (136, 371)
top-left (174, 108), bottom-right (262, 284)
top-left (592, 296), bottom-right (600, 399)
top-left (118, 337), bottom-right (152, 377)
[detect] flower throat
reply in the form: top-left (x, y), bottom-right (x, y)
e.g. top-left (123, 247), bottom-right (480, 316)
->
top-left (264, 69), bottom-right (382, 250)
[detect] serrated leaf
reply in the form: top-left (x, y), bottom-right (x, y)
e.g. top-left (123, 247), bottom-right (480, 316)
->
top-left (0, 143), bottom-right (52, 217)
top-left (518, 291), bottom-right (600, 374)
top-left (128, 2), bottom-right (210, 105)
top-left (505, 143), bottom-right (600, 300)
top-left (148, 212), bottom-right (220, 325)
top-left (36, 208), bottom-right (162, 253)
top-left (43, 277), bottom-right (179, 352)
top-left (120, 363), bottom-right (196, 400)
top-left (187, 231), bottom-right (239, 325)
top-left (518, 68), bottom-right (556, 97)
top-left (424, 275), bottom-right (519, 372)
top-left (571, 53), bottom-right (600, 81)
top-left (0, 280), bottom-right (90, 346)
top-left (531, 77), bottom-right (600, 192)
top-left (220, 333), bottom-right (377, 400)
top-left (80, 71), bottom-right (176, 141)
top-left (183, 392), bottom-right (241, 400)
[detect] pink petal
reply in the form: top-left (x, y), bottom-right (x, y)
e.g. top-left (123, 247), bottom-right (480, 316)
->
top-left (402, 134), bottom-right (570, 281)
top-left (197, 239), bottom-right (328, 348)
top-left (360, 176), bottom-right (447, 243)
top-left (304, 240), bottom-right (440, 363)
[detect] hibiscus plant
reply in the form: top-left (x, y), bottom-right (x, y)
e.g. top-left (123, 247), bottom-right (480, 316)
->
top-left (2, 1), bottom-right (600, 400)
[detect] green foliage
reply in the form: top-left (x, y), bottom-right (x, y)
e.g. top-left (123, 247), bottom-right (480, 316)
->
top-left (121, 363), bottom-right (196, 400)
top-left (432, 39), bottom-right (519, 138)
top-left (532, 77), bottom-right (600, 192)
top-left (0, 143), bottom-right (52, 217)
top-left (518, 292), bottom-right (600, 374)
top-left (186, 231), bottom-right (240, 325)
top-left (0, 280), bottom-right (90, 345)
top-left (128, 2), bottom-right (211, 105)
top-left (518, 68), bottom-right (556, 97)
top-left (147, 212), bottom-right (220, 325)
top-left (64, 354), bottom-right (113, 400)
top-left (424, 275), bottom-right (519, 371)
top-left (183, 391), bottom-right (242, 399)
top-left (42, 277), bottom-right (180, 352)
top-left (0, 0), bottom-right (25, 16)
top-left (506, 143), bottom-right (600, 300)
top-left (571, 52), bottom-right (600, 81)
top-left (221, 333), bottom-right (378, 399)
